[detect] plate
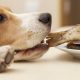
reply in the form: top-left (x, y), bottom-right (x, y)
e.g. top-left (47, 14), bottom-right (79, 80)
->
top-left (56, 43), bottom-right (80, 59)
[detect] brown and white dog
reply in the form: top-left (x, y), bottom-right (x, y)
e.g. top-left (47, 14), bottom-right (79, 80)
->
top-left (1, 6), bottom-right (80, 73)
top-left (0, 6), bottom-right (52, 72)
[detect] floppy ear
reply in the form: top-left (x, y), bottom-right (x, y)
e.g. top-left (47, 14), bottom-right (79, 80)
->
top-left (0, 5), bottom-right (12, 12)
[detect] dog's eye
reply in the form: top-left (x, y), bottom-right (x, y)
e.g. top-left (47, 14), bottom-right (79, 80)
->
top-left (0, 14), bottom-right (6, 22)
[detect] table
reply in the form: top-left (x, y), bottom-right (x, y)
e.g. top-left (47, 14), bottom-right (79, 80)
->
top-left (0, 47), bottom-right (80, 80)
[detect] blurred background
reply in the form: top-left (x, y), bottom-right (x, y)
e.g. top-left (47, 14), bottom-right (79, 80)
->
top-left (0, 0), bottom-right (80, 32)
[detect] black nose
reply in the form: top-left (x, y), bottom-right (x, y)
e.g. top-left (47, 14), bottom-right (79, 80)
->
top-left (39, 13), bottom-right (51, 25)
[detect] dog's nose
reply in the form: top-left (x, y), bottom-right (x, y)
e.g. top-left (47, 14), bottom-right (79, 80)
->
top-left (39, 13), bottom-right (51, 25)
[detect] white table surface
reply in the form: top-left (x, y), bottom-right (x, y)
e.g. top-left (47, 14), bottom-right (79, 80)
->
top-left (0, 47), bottom-right (80, 80)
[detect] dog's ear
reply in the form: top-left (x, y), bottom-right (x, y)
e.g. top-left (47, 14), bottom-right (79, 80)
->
top-left (0, 6), bottom-right (12, 12)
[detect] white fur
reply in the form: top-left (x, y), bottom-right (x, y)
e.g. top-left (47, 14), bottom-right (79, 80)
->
top-left (12, 13), bottom-right (51, 49)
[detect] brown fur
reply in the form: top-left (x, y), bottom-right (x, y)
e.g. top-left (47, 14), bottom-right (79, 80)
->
top-left (0, 6), bottom-right (21, 45)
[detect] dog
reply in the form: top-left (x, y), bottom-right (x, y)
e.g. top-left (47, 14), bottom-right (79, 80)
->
top-left (0, 6), bottom-right (52, 72)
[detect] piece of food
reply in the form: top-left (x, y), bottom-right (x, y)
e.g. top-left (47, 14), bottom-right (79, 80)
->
top-left (67, 41), bottom-right (80, 50)
top-left (47, 25), bottom-right (80, 47)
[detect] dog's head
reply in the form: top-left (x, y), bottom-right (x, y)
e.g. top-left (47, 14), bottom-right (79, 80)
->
top-left (0, 6), bottom-right (52, 51)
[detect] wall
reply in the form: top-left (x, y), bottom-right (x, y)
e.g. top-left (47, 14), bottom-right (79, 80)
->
top-left (0, 0), bottom-right (61, 32)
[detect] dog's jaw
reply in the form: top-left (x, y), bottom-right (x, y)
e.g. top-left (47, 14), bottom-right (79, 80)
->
top-left (14, 43), bottom-right (49, 61)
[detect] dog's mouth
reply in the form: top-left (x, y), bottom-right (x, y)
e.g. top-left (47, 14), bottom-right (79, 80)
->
top-left (14, 38), bottom-right (49, 60)
top-left (14, 38), bottom-right (49, 61)
top-left (15, 41), bottom-right (48, 53)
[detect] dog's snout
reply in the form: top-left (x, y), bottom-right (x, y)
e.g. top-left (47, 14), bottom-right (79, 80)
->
top-left (39, 13), bottom-right (51, 25)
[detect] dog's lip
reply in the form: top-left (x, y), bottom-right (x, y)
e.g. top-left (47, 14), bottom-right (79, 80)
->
top-left (15, 43), bottom-right (49, 57)
top-left (15, 39), bottom-right (48, 54)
